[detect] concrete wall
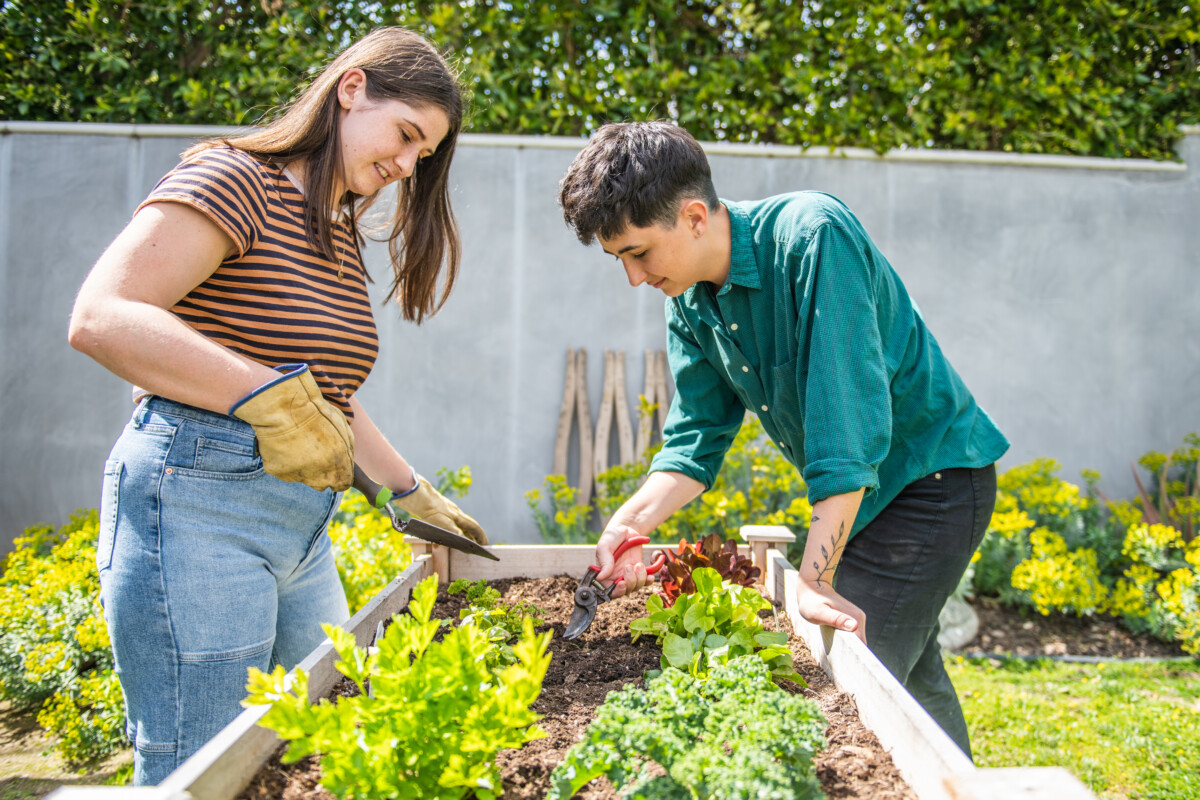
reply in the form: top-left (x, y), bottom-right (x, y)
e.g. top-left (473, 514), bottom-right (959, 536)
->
top-left (2, 122), bottom-right (1197, 553)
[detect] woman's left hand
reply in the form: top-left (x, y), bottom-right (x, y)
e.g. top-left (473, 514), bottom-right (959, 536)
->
top-left (794, 578), bottom-right (868, 644)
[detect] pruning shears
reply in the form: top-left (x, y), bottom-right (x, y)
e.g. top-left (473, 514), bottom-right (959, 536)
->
top-left (562, 535), bottom-right (666, 640)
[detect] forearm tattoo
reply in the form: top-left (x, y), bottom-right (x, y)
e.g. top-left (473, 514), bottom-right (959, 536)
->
top-left (811, 520), bottom-right (846, 588)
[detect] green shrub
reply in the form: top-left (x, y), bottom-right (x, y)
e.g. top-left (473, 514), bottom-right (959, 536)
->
top-left (4, 1), bottom-right (1196, 160)
top-left (0, 510), bottom-right (125, 769)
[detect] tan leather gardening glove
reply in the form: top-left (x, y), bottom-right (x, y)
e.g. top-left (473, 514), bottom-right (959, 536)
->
top-left (393, 475), bottom-right (489, 545)
top-left (230, 364), bottom-right (354, 492)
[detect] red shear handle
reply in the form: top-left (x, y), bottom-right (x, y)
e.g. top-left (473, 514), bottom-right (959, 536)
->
top-left (588, 535), bottom-right (666, 579)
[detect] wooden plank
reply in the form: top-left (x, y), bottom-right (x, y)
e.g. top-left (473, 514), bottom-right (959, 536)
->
top-left (741, 525), bottom-right (795, 585)
top-left (45, 789), bottom-right (171, 799)
top-left (552, 348), bottom-right (576, 477)
top-left (634, 348), bottom-right (655, 461)
top-left (653, 349), bottom-right (670, 433)
top-left (947, 767), bottom-right (1097, 800)
top-left (447, 543), bottom-right (681, 582)
top-left (593, 349), bottom-right (615, 480)
top-left (154, 558), bottom-right (435, 800)
top-left (575, 348), bottom-right (594, 507)
top-left (613, 350), bottom-right (634, 464)
top-left (763, 550), bottom-right (1098, 800)
top-left (766, 550), bottom-right (973, 800)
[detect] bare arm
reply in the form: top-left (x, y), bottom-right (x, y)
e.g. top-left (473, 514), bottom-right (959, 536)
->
top-left (346, 395), bottom-right (418, 493)
top-left (795, 488), bottom-right (868, 643)
top-left (68, 202), bottom-right (279, 412)
top-left (595, 470), bottom-right (705, 596)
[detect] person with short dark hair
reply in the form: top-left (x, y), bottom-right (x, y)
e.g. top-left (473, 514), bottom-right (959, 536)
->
top-left (559, 120), bottom-right (1008, 756)
top-left (69, 28), bottom-right (485, 784)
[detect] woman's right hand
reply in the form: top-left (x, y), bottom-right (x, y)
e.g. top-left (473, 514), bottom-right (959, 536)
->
top-left (594, 523), bottom-right (649, 598)
top-left (230, 364), bottom-right (355, 491)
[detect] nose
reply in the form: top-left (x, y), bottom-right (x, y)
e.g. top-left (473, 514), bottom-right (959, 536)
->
top-left (623, 261), bottom-right (647, 287)
top-left (393, 150), bottom-right (419, 179)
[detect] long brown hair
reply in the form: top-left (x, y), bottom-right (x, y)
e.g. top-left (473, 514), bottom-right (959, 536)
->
top-left (186, 27), bottom-right (465, 323)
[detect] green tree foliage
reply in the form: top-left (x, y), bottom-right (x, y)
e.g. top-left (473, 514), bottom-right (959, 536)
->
top-left (2, 1), bottom-right (1196, 159)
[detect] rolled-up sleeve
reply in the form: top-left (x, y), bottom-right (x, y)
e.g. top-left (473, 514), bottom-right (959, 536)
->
top-left (648, 302), bottom-right (745, 489)
top-left (797, 221), bottom-right (892, 503)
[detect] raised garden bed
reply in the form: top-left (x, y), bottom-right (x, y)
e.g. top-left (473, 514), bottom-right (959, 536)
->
top-left (47, 530), bottom-right (1100, 800)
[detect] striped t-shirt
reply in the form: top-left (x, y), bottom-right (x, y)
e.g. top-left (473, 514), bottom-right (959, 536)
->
top-left (136, 147), bottom-right (379, 419)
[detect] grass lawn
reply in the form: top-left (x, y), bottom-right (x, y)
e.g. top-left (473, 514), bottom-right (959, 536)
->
top-left (947, 655), bottom-right (1200, 800)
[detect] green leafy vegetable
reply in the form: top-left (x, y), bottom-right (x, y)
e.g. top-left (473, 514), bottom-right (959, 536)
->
top-left (658, 532), bottom-right (760, 606)
top-left (244, 575), bottom-right (550, 800)
top-left (547, 655), bottom-right (826, 800)
top-left (447, 578), bottom-right (546, 670)
top-left (630, 567), bottom-right (800, 684)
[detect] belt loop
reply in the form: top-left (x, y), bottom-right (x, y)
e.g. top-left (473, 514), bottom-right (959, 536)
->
top-left (132, 396), bottom-right (152, 428)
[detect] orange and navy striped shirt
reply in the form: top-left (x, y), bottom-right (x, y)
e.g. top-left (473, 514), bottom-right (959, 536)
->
top-left (137, 147), bottom-right (379, 419)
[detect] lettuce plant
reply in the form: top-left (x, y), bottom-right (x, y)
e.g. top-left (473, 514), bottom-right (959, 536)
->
top-left (547, 655), bottom-right (826, 800)
top-left (657, 532), bottom-right (759, 607)
top-left (244, 576), bottom-right (550, 800)
top-left (447, 578), bottom-right (546, 670)
top-left (630, 567), bottom-right (799, 684)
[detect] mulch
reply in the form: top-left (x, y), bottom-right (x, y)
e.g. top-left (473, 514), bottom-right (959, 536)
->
top-left (965, 596), bottom-right (1192, 660)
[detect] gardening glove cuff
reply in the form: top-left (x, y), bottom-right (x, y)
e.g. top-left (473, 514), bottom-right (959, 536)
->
top-left (393, 475), bottom-right (489, 545)
top-left (230, 364), bottom-right (355, 492)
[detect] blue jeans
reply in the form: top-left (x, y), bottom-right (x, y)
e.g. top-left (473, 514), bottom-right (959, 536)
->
top-left (835, 465), bottom-right (996, 758)
top-left (96, 397), bottom-right (350, 786)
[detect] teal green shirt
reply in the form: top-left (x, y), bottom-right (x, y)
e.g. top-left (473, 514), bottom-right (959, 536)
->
top-left (648, 192), bottom-right (1009, 535)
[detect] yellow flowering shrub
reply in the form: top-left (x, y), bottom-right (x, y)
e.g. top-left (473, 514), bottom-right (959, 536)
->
top-left (1132, 433), bottom-right (1200, 540)
top-left (328, 489), bottom-right (414, 614)
top-left (36, 669), bottom-right (127, 767)
top-left (329, 466), bottom-right (468, 612)
top-left (1009, 529), bottom-right (1106, 616)
top-left (1109, 522), bottom-right (1200, 653)
top-left (527, 474), bottom-right (595, 544)
top-left (531, 412), bottom-right (812, 557)
top-left (0, 510), bottom-right (124, 768)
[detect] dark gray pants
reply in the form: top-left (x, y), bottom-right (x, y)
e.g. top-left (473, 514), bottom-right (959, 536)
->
top-left (835, 465), bottom-right (996, 758)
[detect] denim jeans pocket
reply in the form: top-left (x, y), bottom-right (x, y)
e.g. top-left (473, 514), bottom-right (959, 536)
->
top-left (193, 435), bottom-right (262, 476)
top-left (170, 428), bottom-right (263, 480)
top-left (97, 458), bottom-right (122, 573)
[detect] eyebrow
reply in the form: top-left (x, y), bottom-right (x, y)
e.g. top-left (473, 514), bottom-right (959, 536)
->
top-left (402, 117), bottom-right (428, 142)
top-left (602, 243), bottom-right (642, 257)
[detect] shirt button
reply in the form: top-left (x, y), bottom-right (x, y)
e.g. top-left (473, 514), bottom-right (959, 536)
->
top-left (761, 405), bottom-right (768, 412)
top-left (742, 366), bottom-right (749, 373)
top-left (730, 323), bottom-right (738, 331)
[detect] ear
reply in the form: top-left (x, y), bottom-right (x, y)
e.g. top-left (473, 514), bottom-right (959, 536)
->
top-left (337, 68), bottom-right (367, 110)
top-left (680, 198), bottom-right (710, 238)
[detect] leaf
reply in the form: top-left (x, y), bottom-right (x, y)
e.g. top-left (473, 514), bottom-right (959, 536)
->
top-left (662, 633), bottom-right (695, 668)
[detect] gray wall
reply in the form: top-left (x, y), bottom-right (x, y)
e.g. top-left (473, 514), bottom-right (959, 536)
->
top-left (2, 123), bottom-right (1198, 553)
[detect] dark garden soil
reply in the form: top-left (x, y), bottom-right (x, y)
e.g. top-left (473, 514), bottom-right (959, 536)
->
top-left (965, 597), bottom-right (1191, 660)
top-left (236, 575), bottom-right (916, 800)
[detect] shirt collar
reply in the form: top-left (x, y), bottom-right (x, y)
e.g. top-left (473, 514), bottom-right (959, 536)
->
top-left (714, 200), bottom-right (761, 296)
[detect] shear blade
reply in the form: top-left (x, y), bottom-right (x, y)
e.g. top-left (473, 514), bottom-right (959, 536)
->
top-left (562, 605), bottom-right (596, 640)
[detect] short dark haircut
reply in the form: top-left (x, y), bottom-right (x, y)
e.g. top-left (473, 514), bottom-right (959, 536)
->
top-left (558, 121), bottom-right (719, 245)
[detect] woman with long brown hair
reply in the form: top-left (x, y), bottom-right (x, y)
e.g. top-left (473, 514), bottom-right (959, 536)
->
top-left (68, 27), bottom-right (483, 785)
